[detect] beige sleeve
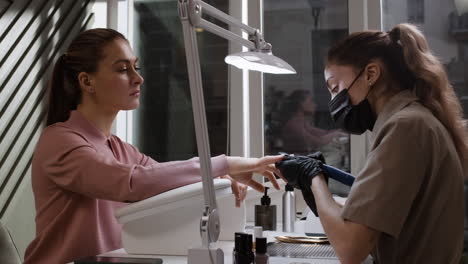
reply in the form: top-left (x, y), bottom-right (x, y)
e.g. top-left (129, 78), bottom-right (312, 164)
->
top-left (341, 116), bottom-right (434, 238)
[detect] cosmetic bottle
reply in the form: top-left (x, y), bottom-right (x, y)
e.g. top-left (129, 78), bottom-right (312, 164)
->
top-left (252, 226), bottom-right (263, 250)
top-left (282, 184), bottom-right (295, 232)
top-left (247, 234), bottom-right (255, 263)
top-left (255, 187), bottom-right (277, 231)
top-left (255, 237), bottom-right (269, 264)
top-left (233, 232), bottom-right (243, 264)
top-left (233, 232), bottom-right (254, 264)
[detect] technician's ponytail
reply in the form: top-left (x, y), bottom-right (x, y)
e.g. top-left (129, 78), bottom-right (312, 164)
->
top-left (327, 23), bottom-right (468, 175)
top-left (393, 24), bottom-right (468, 172)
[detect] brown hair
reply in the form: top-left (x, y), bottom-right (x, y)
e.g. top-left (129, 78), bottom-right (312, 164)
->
top-left (46, 28), bottom-right (127, 125)
top-left (327, 23), bottom-right (468, 172)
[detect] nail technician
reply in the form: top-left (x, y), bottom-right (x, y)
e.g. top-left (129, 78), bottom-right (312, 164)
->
top-left (277, 23), bottom-right (466, 264)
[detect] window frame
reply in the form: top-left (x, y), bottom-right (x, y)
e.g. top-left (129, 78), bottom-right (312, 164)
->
top-left (347, 0), bottom-right (383, 174)
top-left (107, 0), bottom-right (133, 143)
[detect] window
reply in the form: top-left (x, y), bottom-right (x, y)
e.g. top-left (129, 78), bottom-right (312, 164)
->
top-left (263, 0), bottom-right (350, 196)
top-left (407, 0), bottom-right (424, 23)
top-left (132, 0), bottom-right (229, 162)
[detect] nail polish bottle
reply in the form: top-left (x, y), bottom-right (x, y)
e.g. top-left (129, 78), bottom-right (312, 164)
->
top-left (233, 232), bottom-right (244, 264)
top-left (255, 187), bottom-right (277, 231)
top-left (252, 226), bottom-right (263, 250)
top-left (233, 232), bottom-right (254, 264)
top-left (255, 237), bottom-right (269, 264)
top-left (246, 234), bottom-right (255, 263)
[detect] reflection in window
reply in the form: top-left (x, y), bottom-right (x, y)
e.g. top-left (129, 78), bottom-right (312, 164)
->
top-left (132, 0), bottom-right (229, 162)
top-left (264, 0), bottom-right (350, 196)
top-left (272, 89), bottom-right (344, 154)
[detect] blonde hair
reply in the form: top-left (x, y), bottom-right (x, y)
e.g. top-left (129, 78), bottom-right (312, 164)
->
top-left (327, 23), bottom-right (468, 174)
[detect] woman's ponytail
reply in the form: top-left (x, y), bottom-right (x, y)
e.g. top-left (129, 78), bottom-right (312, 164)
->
top-left (46, 54), bottom-right (81, 126)
top-left (393, 23), bottom-right (468, 170)
top-left (391, 24), bottom-right (446, 106)
top-left (327, 23), bottom-right (468, 174)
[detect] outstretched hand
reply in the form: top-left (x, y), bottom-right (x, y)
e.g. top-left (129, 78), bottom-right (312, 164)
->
top-left (220, 175), bottom-right (248, 208)
top-left (227, 155), bottom-right (285, 193)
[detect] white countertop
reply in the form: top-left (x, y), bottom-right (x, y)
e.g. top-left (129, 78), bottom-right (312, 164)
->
top-left (100, 242), bottom-right (342, 264)
top-left (97, 231), bottom-right (372, 264)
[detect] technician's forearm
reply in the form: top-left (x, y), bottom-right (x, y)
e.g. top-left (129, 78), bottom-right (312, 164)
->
top-left (311, 175), bottom-right (369, 264)
top-left (311, 176), bottom-right (347, 250)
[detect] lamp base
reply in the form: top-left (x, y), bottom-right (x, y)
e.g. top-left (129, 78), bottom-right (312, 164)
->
top-left (187, 247), bottom-right (224, 264)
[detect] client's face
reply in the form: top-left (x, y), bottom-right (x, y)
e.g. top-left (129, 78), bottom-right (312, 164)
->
top-left (90, 38), bottom-right (144, 112)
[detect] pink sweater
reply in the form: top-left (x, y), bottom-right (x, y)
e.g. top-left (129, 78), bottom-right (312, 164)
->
top-left (24, 111), bottom-right (228, 263)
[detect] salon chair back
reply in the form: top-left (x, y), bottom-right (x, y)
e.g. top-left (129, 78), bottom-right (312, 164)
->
top-left (0, 221), bottom-right (21, 264)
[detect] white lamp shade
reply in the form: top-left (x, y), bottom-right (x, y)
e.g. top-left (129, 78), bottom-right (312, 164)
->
top-left (225, 51), bottom-right (296, 74)
top-left (455, 0), bottom-right (468, 15)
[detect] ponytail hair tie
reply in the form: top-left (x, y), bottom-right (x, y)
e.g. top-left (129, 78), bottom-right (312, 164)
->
top-left (388, 28), bottom-right (401, 45)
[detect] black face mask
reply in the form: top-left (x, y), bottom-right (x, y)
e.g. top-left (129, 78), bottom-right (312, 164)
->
top-left (328, 68), bottom-right (376, 135)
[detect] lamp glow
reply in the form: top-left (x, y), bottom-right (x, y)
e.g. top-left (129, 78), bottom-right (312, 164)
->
top-left (225, 51), bottom-right (296, 74)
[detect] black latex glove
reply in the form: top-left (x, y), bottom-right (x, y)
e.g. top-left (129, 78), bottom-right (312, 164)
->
top-left (276, 152), bottom-right (328, 217)
top-left (306, 152), bottom-right (325, 163)
top-left (275, 152), bottom-right (327, 188)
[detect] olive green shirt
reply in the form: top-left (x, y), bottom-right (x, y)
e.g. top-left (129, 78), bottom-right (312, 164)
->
top-left (342, 90), bottom-right (464, 263)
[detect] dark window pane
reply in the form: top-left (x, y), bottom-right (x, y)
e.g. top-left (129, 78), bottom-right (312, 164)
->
top-left (132, 0), bottom-right (229, 162)
top-left (264, 0), bottom-right (350, 196)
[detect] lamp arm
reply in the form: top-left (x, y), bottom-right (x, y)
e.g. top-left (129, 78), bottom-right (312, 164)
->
top-left (188, 0), bottom-right (268, 52)
top-left (178, 1), bottom-right (294, 262)
top-left (198, 0), bottom-right (256, 35)
top-left (198, 18), bottom-right (256, 50)
top-left (178, 0), bottom-right (221, 247)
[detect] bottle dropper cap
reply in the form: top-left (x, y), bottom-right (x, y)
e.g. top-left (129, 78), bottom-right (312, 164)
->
top-left (285, 184), bottom-right (294, 191)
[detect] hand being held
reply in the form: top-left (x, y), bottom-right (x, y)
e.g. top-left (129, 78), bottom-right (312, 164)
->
top-left (275, 152), bottom-right (327, 217)
top-left (275, 152), bottom-right (326, 188)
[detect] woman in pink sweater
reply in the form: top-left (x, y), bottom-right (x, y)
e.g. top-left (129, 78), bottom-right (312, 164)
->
top-left (24, 28), bottom-right (283, 264)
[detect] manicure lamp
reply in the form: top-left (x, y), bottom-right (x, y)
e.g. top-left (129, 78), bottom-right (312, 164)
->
top-left (177, 0), bottom-right (295, 263)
